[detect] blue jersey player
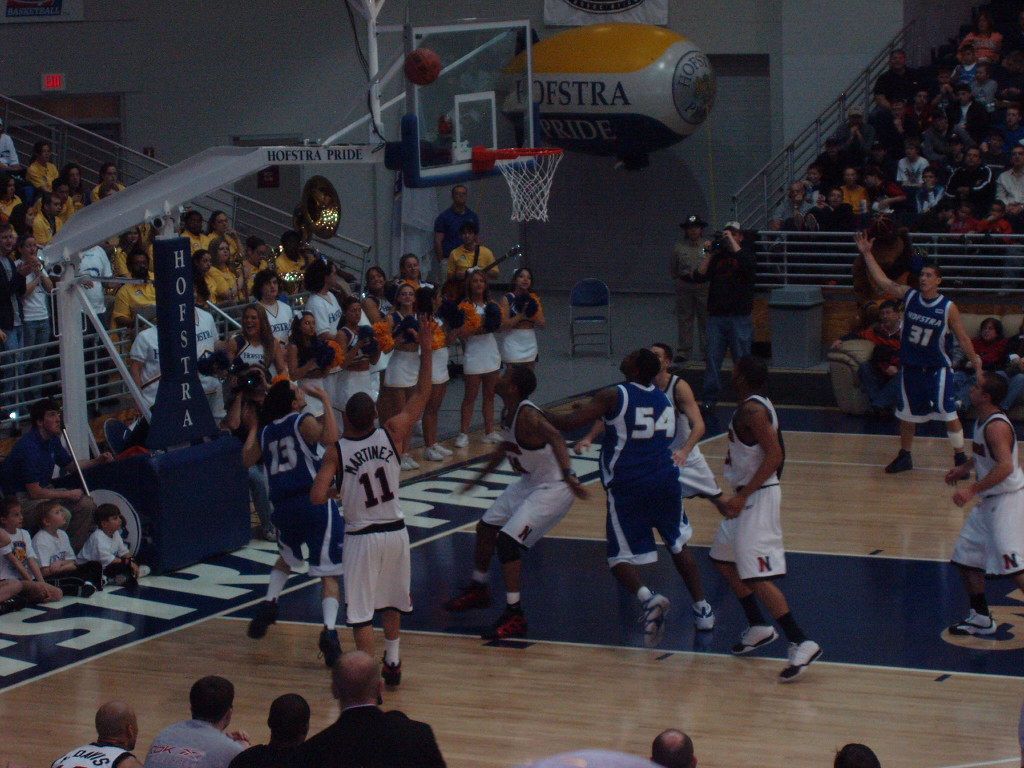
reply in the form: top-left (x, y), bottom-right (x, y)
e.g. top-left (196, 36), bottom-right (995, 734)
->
top-left (546, 349), bottom-right (713, 647)
top-left (242, 382), bottom-right (346, 666)
top-left (856, 232), bottom-right (981, 473)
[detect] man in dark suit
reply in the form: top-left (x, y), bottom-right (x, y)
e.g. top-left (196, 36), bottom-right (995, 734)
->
top-left (294, 651), bottom-right (446, 768)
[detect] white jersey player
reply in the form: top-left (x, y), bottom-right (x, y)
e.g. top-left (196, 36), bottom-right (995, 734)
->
top-left (313, 313), bottom-right (436, 688)
top-left (444, 366), bottom-right (587, 639)
top-left (710, 356), bottom-right (821, 682)
top-left (946, 372), bottom-right (1024, 635)
top-left (52, 702), bottom-right (143, 768)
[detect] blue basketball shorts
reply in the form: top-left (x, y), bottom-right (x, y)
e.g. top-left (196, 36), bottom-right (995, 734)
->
top-left (273, 499), bottom-right (345, 577)
top-left (896, 365), bottom-right (958, 423)
top-left (605, 480), bottom-right (689, 566)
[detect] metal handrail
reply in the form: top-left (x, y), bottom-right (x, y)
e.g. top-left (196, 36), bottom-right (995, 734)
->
top-left (0, 92), bottom-right (372, 267)
top-left (754, 230), bottom-right (1024, 293)
top-left (732, 22), bottom-right (917, 230)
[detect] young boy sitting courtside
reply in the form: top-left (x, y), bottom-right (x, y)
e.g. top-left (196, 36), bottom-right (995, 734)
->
top-left (0, 525), bottom-right (27, 614)
top-left (77, 504), bottom-right (147, 587)
top-left (0, 497), bottom-right (63, 604)
top-left (32, 501), bottom-right (100, 597)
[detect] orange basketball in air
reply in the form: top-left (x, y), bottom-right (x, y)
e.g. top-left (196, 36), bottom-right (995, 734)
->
top-left (405, 48), bottom-right (442, 86)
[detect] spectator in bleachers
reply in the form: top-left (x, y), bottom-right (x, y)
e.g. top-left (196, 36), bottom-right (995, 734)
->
top-left (977, 200), bottom-right (1014, 243)
top-left (999, 54), bottom-right (1024, 108)
top-left (953, 43), bottom-right (980, 87)
top-left (914, 167), bottom-right (946, 216)
top-left (997, 144), bottom-right (1024, 216)
top-left (864, 166), bottom-right (906, 215)
top-left (998, 105), bottom-right (1024, 148)
top-left (110, 250), bottom-right (156, 330)
top-left (144, 676), bottom-right (249, 768)
top-left (18, 233), bottom-right (53, 393)
top-left (971, 63), bottom-right (998, 113)
top-left (948, 83), bottom-right (990, 144)
top-left (840, 167), bottom-right (869, 213)
top-left (129, 321), bottom-right (160, 410)
top-left (208, 237), bottom-right (242, 304)
top-left (112, 227), bottom-right (151, 278)
top-left (946, 146), bottom-right (995, 211)
top-left (948, 200), bottom-right (981, 233)
top-left (908, 88), bottom-right (935, 132)
top-left (806, 187), bottom-right (857, 231)
top-left (227, 694), bottom-right (310, 768)
top-left (90, 162), bottom-right (124, 202)
top-left (192, 248), bottom-right (215, 302)
top-left (0, 398), bottom-right (111, 548)
top-left (961, 10), bottom-right (1002, 64)
top-left (650, 729), bottom-right (695, 768)
top-left (896, 139), bottom-right (929, 191)
top-left (0, 224), bottom-right (25, 415)
top-left (52, 176), bottom-right (77, 228)
top-left (0, 118), bottom-right (26, 180)
top-left (0, 172), bottom-right (22, 224)
top-left (833, 106), bottom-right (875, 163)
top-left (1004, 9), bottom-right (1024, 55)
top-left (182, 209), bottom-right (212, 255)
top-left (873, 49), bottom-right (919, 114)
top-left (981, 130), bottom-right (1010, 172)
top-left (32, 501), bottom-right (101, 595)
top-left (0, 496), bottom-right (63, 604)
top-left (931, 65), bottom-right (957, 115)
top-left (61, 162), bottom-right (88, 211)
top-left (207, 210), bottom-right (242, 261)
top-left (867, 142), bottom-right (898, 181)
top-left (239, 236), bottom-right (269, 301)
top-left (770, 182), bottom-right (813, 230)
top-left (273, 230), bottom-right (307, 283)
top-left (26, 141), bottom-right (58, 194)
top-left (800, 163), bottom-right (825, 204)
top-left (812, 137), bottom-right (847, 188)
top-left (31, 191), bottom-right (62, 246)
top-left (834, 743), bottom-right (880, 768)
top-left (79, 243), bottom-right (112, 327)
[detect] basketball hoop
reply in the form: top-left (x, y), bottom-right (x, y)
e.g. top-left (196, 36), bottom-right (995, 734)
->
top-left (472, 146), bottom-right (564, 222)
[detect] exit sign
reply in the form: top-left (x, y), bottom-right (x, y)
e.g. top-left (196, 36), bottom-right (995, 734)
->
top-left (41, 73), bottom-right (65, 91)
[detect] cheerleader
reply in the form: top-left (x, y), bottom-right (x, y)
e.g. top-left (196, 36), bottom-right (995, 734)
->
top-left (422, 289), bottom-right (456, 462)
top-left (335, 295), bottom-right (382, 420)
top-left (286, 311), bottom-right (339, 418)
top-left (227, 305), bottom-right (288, 378)
top-left (499, 267), bottom-right (545, 369)
top-left (304, 259), bottom-right (342, 340)
top-left (253, 269), bottom-right (295, 345)
top-left (381, 283), bottom-right (422, 470)
top-left (454, 269), bottom-right (504, 448)
top-left (364, 265), bottom-right (394, 316)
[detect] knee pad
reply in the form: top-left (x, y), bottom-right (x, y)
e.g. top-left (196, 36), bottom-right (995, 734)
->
top-left (496, 532), bottom-right (524, 564)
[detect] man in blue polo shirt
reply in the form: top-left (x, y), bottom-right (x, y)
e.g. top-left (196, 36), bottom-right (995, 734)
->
top-left (1, 398), bottom-right (111, 547)
top-left (433, 184), bottom-right (479, 278)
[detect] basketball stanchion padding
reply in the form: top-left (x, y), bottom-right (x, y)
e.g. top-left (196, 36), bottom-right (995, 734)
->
top-left (471, 146), bottom-right (564, 222)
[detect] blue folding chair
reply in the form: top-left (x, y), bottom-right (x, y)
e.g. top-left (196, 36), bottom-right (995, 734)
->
top-left (569, 279), bottom-right (611, 357)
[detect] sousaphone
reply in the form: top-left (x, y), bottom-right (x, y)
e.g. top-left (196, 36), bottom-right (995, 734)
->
top-left (294, 175), bottom-right (341, 240)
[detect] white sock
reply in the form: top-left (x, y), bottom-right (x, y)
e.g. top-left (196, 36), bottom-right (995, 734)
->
top-left (506, 591), bottom-right (521, 605)
top-left (384, 637), bottom-right (400, 664)
top-left (948, 429), bottom-right (965, 451)
top-left (471, 570), bottom-right (488, 584)
top-left (266, 569), bottom-right (288, 601)
top-left (322, 597), bottom-right (339, 630)
top-left (636, 586), bottom-right (653, 604)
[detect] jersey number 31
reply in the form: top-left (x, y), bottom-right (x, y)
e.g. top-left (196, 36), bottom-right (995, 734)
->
top-left (907, 324), bottom-right (934, 347)
top-left (631, 407), bottom-right (675, 439)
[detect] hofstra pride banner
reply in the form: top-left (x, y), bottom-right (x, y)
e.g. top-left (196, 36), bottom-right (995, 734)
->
top-left (146, 237), bottom-right (218, 449)
top-left (544, 0), bottom-right (667, 26)
top-left (2, 0), bottom-right (83, 23)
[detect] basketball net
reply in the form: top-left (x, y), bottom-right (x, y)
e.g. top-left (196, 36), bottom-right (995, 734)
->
top-left (471, 147), bottom-right (564, 223)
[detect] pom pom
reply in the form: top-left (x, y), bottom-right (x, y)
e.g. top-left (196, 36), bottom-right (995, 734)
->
top-left (270, 373), bottom-right (291, 387)
top-left (357, 325), bottom-right (380, 358)
top-left (394, 313), bottom-right (420, 343)
top-left (325, 340), bottom-right (346, 369)
top-left (436, 298), bottom-right (465, 329)
top-left (197, 349), bottom-right (230, 376)
top-left (523, 293), bottom-right (541, 318)
top-left (313, 338), bottom-right (336, 369)
top-left (431, 322), bottom-right (447, 351)
top-left (511, 292), bottom-right (529, 315)
top-left (483, 302), bottom-right (502, 332)
top-left (373, 320), bottom-right (396, 353)
top-left (459, 301), bottom-right (482, 334)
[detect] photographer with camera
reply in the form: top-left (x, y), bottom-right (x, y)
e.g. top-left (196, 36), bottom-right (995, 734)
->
top-left (222, 363), bottom-right (276, 540)
top-left (693, 221), bottom-right (757, 411)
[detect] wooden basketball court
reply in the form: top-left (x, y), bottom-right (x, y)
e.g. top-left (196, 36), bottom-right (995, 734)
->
top-left (2, 414), bottom-right (1023, 768)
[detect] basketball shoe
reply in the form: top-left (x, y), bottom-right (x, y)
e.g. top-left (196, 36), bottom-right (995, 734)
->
top-left (641, 594), bottom-right (670, 648)
top-left (444, 582), bottom-right (491, 611)
top-left (484, 606), bottom-right (527, 640)
top-left (949, 609), bottom-right (996, 636)
top-left (692, 600), bottom-right (715, 631)
top-left (731, 624), bottom-right (778, 654)
top-left (382, 658), bottom-right (402, 687)
top-left (885, 449), bottom-right (913, 473)
top-left (318, 628), bottom-right (342, 668)
top-left (779, 640), bottom-right (822, 682)
top-left (247, 600), bottom-right (278, 639)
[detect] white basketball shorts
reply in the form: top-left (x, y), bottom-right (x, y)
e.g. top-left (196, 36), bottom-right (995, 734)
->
top-left (481, 479), bottom-right (576, 548)
top-left (343, 526), bottom-right (412, 626)
top-left (952, 489), bottom-right (1024, 576)
top-left (709, 484), bottom-right (786, 579)
top-left (679, 449), bottom-right (723, 499)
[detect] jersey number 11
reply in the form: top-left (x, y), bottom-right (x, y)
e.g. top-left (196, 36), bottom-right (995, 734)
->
top-left (357, 467), bottom-right (396, 508)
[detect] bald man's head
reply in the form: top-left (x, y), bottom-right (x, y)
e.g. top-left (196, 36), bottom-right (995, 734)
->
top-left (651, 729), bottom-right (695, 768)
top-left (331, 650), bottom-right (382, 708)
top-left (95, 701), bottom-right (139, 749)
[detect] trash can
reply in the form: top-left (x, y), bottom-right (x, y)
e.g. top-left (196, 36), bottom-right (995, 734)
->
top-left (768, 286), bottom-right (823, 368)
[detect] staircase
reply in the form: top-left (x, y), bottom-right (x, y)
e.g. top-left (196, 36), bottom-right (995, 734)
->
top-left (0, 93), bottom-right (371, 274)
top-left (731, 22), bottom-right (917, 230)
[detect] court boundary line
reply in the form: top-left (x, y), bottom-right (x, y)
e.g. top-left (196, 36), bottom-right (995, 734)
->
top-left (214, 616), bottom-right (1024, 683)
top-left (0, 521), bottom-right (479, 696)
top-left (935, 758), bottom-right (1019, 768)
